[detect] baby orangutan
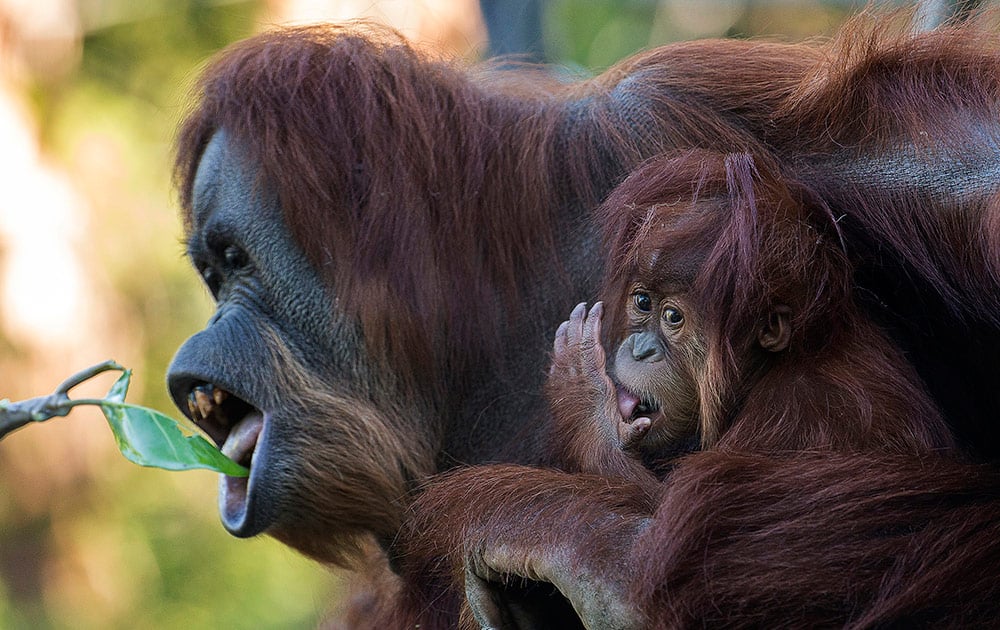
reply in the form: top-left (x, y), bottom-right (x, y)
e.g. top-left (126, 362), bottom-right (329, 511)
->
top-left (545, 150), bottom-right (954, 481)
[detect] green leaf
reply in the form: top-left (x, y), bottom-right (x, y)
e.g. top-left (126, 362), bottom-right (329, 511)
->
top-left (99, 401), bottom-right (249, 477)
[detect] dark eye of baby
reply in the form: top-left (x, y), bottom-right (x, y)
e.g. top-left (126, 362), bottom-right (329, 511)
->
top-left (663, 308), bottom-right (683, 327)
top-left (633, 292), bottom-right (653, 312)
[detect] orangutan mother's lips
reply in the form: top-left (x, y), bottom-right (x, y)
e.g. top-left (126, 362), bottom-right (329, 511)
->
top-left (219, 411), bottom-right (264, 535)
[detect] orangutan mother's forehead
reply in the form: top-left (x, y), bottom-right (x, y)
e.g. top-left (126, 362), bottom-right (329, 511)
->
top-left (190, 131), bottom-right (227, 228)
top-left (189, 131), bottom-right (281, 231)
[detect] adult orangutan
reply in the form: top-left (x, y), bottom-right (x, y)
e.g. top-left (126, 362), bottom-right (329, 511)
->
top-left (165, 11), bottom-right (1000, 627)
top-left (399, 151), bottom-right (998, 629)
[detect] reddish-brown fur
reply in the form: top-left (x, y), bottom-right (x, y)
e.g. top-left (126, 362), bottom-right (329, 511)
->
top-left (609, 15), bottom-right (1000, 455)
top-left (399, 152), bottom-right (994, 627)
top-left (172, 11), bottom-right (1000, 628)
top-left (407, 455), bottom-right (1000, 628)
top-left (174, 23), bottom-right (764, 406)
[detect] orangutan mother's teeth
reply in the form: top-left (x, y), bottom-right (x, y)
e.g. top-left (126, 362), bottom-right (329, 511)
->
top-left (213, 387), bottom-right (228, 405)
top-left (195, 388), bottom-right (214, 419)
top-left (187, 395), bottom-right (200, 420)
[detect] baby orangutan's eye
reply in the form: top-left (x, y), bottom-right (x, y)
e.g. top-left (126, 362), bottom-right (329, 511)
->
top-left (633, 292), bottom-right (653, 313)
top-left (663, 307), bottom-right (683, 328)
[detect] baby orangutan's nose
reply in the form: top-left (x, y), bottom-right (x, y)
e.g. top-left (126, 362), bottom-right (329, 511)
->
top-left (629, 332), bottom-right (664, 362)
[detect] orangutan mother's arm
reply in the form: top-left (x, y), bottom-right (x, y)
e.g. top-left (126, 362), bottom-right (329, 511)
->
top-left (398, 465), bottom-right (655, 630)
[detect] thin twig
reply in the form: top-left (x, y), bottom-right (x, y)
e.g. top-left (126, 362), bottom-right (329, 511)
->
top-left (55, 360), bottom-right (124, 394)
top-left (0, 361), bottom-right (125, 440)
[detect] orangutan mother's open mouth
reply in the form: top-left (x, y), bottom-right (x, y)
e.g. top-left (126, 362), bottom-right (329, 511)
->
top-left (185, 383), bottom-right (271, 537)
top-left (219, 411), bottom-right (264, 531)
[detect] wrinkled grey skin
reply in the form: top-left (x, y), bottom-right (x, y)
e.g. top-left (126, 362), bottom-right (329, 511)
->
top-left (168, 131), bottom-right (373, 537)
top-left (831, 124), bottom-right (1000, 203)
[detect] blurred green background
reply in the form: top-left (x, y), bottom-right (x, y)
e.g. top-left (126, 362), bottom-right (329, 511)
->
top-left (0, 0), bottom-right (973, 627)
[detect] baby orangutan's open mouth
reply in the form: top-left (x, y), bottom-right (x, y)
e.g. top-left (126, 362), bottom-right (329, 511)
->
top-left (614, 384), bottom-right (663, 449)
top-left (617, 385), bottom-right (662, 425)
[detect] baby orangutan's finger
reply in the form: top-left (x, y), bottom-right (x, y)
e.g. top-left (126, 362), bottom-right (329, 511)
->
top-left (619, 416), bottom-right (651, 451)
top-left (553, 320), bottom-right (569, 355)
top-left (566, 302), bottom-right (587, 348)
top-left (581, 302), bottom-right (606, 369)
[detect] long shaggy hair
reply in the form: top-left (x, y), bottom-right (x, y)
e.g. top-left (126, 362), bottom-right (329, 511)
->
top-left (172, 9), bottom-right (1000, 627)
top-left (174, 23), bottom-right (768, 405)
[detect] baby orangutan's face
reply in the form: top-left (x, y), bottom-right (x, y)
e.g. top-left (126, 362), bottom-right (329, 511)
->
top-left (612, 284), bottom-right (704, 456)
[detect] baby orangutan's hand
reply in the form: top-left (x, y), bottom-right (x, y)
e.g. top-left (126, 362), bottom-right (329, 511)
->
top-left (550, 302), bottom-right (650, 451)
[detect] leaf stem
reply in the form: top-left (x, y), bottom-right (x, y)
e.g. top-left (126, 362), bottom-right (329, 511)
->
top-left (55, 360), bottom-right (125, 394)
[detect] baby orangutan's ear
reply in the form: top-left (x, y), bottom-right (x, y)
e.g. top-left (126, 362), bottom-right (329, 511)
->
top-left (758, 305), bottom-right (791, 352)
